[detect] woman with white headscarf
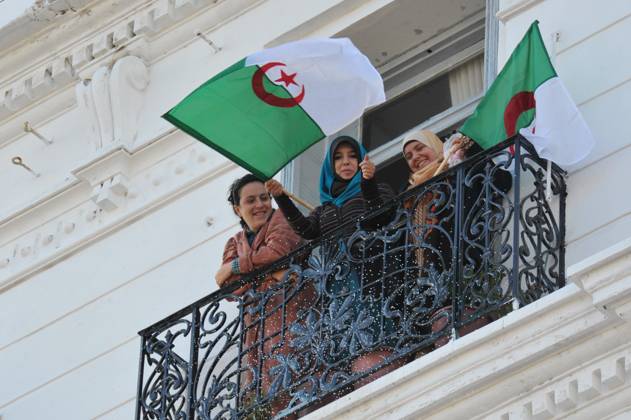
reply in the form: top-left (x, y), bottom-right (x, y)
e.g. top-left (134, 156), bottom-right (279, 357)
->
top-left (402, 130), bottom-right (467, 188)
top-left (400, 129), bottom-right (512, 347)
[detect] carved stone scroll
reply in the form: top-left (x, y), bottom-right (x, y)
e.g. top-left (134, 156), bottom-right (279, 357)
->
top-left (75, 55), bottom-right (149, 151)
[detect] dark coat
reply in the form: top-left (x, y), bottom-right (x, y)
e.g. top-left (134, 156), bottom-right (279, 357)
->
top-left (274, 177), bottom-right (395, 241)
top-left (406, 149), bottom-right (513, 308)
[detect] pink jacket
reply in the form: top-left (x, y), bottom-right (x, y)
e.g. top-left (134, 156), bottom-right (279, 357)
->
top-left (221, 209), bottom-right (303, 293)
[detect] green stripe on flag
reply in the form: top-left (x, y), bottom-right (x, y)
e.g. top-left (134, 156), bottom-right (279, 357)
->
top-left (163, 59), bottom-right (325, 179)
top-left (460, 21), bottom-right (557, 149)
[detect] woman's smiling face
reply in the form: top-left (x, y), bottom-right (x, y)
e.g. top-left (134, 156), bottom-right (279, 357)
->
top-left (403, 140), bottom-right (439, 172)
top-left (333, 143), bottom-right (359, 180)
top-left (234, 181), bottom-right (272, 232)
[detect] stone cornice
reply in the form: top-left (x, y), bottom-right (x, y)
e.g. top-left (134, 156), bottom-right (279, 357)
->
top-left (569, 237), bottom-right (631, 323)
top-left (305, 239), bottom-right (631, 419)
top-left (0, 0), bottom-right (262, 142)
top-left (0, 0), bottom-right (96, 53)
top-left (494, 342), bottom-right (631, 419)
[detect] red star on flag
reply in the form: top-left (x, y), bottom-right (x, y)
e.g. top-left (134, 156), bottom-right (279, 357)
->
top-left (274, 70), bottom-right (298, 87)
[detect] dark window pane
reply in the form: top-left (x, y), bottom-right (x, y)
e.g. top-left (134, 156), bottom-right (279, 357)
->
top-left (363, 74), bottom-right (452, 151)
top-left (377, 155), bottom-right (411, 194)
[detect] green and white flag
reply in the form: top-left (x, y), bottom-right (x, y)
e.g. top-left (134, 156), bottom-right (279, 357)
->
top-left (163, 38), bottom-right (385, 179)
top-left (460, 21), bottom-right (594, 166)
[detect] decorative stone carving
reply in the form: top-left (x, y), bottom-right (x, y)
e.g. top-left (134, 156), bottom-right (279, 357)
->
top-left (64, 223), bottom-right (76, 234)
top-left (75, 56), bottom-right (149, 151)
top-left (499, 350), bottom-right (631, 420)
top-left (93, 66), bottom-right (115, 149)
top-left (0, 0), bottom-right (252, 135)
top-left (90, 173), bottom-right (130, 212)
top-left (72, 147), bottom-right (133, 212)
top-left (111, 56), bottom-right (150, 146)
top-left (0, 258), bottom-right (10, 269)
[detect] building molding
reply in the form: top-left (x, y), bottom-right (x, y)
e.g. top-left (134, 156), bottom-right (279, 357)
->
top-left (0, 128), bottom-right (236, 292)
top-left (0, 0), bottom-right (105, 54)
top-left (492, 344), bottom-right (631, 419)
top-left (75, 55), bottom-right (150, 151)
top-left (0, 0), bottom-right (262, 141)
top-left (496, 0), bottom-right (544, 23)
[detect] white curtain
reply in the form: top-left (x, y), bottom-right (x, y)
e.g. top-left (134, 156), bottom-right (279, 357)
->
top-left (449, 55), bottom-right (484, 106)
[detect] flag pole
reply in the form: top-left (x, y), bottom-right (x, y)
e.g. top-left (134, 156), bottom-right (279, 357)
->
top-left (284, 190), bottom-right (315, 211)
top-left (545, 159), bottom-right (553, 201)
top-left (545, 32), bottom-right (560, 202)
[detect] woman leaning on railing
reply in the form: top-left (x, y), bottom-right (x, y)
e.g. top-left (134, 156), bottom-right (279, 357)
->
top-left (266, 135), bottom-right (404, 393)
top-left (400, 129), bottom-right (512, 347)
top-left (136, 136), bottom-right (567, 419)
top-left (215, 174), bottom-right (316, 418)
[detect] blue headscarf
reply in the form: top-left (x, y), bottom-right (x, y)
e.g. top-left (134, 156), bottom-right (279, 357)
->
top-left (319, 136), bottom-right (367, 206)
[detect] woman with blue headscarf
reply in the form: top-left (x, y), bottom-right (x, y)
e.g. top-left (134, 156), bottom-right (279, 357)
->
top-left (266, 136), bottom-right (392, 239)
top-left (266, 135), bottom-right (401, 391)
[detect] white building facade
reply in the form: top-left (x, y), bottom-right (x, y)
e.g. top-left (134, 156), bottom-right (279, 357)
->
top-left (0, 0), bottom-right (630, 419)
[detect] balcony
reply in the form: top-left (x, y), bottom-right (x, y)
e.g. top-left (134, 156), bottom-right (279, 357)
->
top-left (135, 136), bottom-right (566, 419)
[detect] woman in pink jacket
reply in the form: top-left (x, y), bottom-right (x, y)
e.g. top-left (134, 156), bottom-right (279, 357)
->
top-left (215, 173), bottom-right (312, 417)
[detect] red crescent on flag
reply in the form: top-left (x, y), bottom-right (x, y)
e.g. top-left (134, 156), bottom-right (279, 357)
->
top-left (252, 62), bottom-right (305, 108)
top-left (504, 91), bottom-right (535, 154)
top-left (504, 91), bottom-right (536, 136)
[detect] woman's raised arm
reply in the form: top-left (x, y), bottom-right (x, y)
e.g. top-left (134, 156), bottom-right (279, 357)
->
top-left (266, 180), bottom-right (322, 240)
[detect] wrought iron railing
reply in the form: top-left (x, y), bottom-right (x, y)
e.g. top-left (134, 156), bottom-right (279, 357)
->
top-left (136, 136), bottom-right (566, 419)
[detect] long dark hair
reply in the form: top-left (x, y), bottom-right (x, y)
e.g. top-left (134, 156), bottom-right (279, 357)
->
top-left (227, 174), bottom-right (265, 229)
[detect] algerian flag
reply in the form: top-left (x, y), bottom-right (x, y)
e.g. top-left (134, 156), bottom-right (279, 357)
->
top-left (163, 38), bottom-right (385, 179)
top-left (460, 21), bottom-right (594, 166)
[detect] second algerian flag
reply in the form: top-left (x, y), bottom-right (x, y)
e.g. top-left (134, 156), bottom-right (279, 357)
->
top-left (163, 38), bottom-right (385, 179)
top-left (460, 21), bottom-right (594, 166)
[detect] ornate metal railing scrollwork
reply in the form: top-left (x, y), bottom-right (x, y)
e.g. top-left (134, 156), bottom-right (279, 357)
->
top-left (136, 136), bottom-right (566, 419)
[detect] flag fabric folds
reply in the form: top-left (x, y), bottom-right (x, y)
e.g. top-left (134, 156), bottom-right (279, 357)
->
top-left (460, 21), bottom-right (594, 166)
top-left (163, 38), bottom-right (385, 179)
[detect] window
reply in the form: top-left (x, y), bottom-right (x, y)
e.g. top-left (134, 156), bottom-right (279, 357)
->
top-left (283, 0), bottom-right (498, 205)
top-left (363, 72), bottom-right (453, 152)
top-left (363, 55), bottom-right (484, 152)
top-left (365, 55), bottom-right (485, 191)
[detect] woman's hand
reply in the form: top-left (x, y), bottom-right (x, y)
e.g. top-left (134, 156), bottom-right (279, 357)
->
top-left (359, 155), bottom-right (375, 180)
top-left (265, 180), bottom-right (285, 197)
top-left (445, 134), bottom-right (470, 165)
top-left (215, 262), bottom-right (234, 287)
